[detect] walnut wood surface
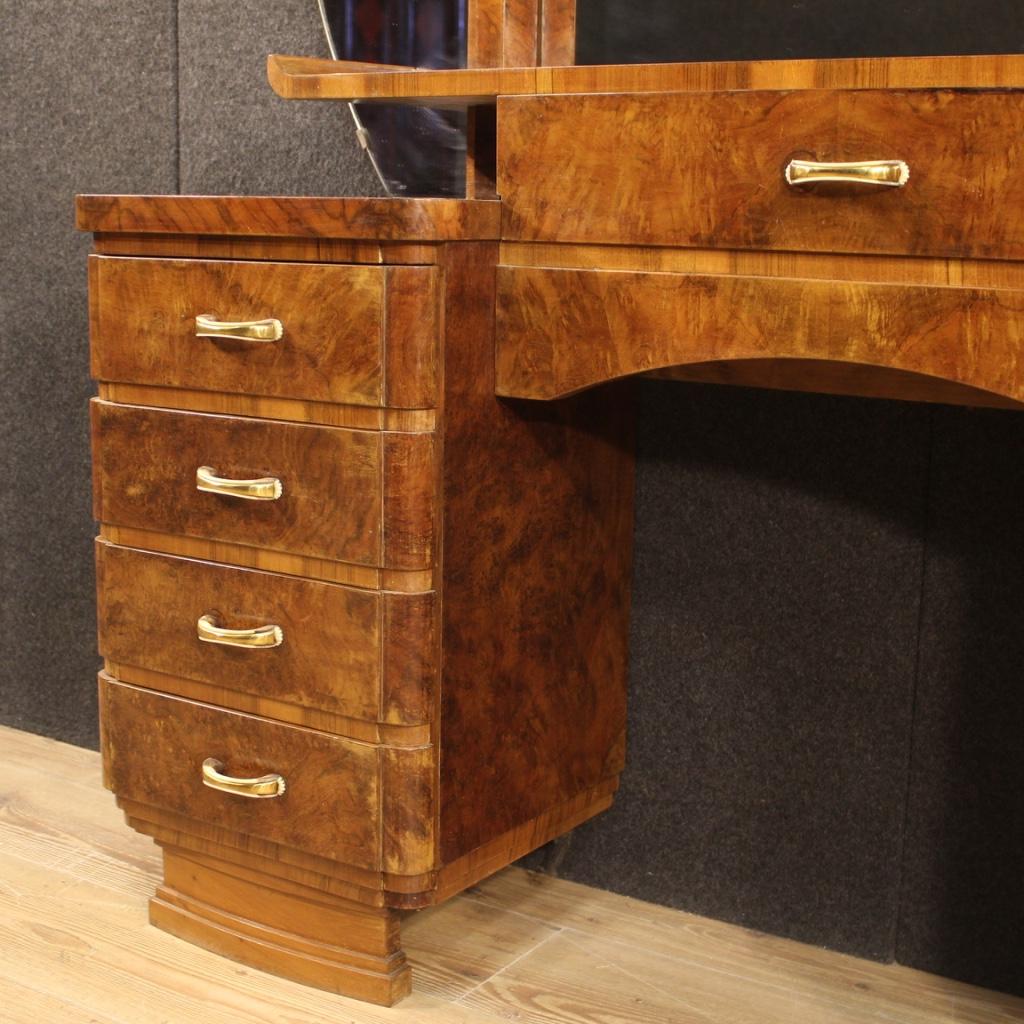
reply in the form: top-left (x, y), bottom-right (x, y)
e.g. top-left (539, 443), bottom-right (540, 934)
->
top-left (93, 233), bottom-right (441, 264)
top-left (91, 400), bottom-right (436, 570)
top-left (467, 0), bottom-right (502, 67)
top-left (436, 243), bottom-right (633, 862)
top-left (90, 256), bottom-right (437, 409)
top-left (99, 676), bottom-right (382, 868)
top-left (152, 847), bottom-right (410, 1005)
top-left (96, 541), bottom-right (436, 727)
top-left (650, 360), bottom-right (1024, 411)
top-left (268, 52), bottom-right (1024, 106)
top-left (499, 90), bottom-right (1024, 259)
top-left (500, 240), bottom-right (1024, 290)
top-left (98, 381), bottom-right (437, 432)
top-left (76, 194), bottom-right (500, 240)
top-left (540, 0), bottom-right (576, 66)
top-left (495, 266), bottom-right (1024, 402)
top-left (98, 523), bottom-right (435, 593)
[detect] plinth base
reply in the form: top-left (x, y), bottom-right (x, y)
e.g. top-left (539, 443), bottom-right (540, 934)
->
top-left (149, 847), bottom-right (411, 1006)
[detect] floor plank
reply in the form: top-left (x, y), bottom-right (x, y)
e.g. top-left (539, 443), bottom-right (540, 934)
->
top-left (0, 723), bottom-right (1021, 1024)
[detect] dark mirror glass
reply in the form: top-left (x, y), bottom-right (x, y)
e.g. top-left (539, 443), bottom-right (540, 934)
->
top-left (576, 1), bottom-right (1024, 65)
top-left (318, 0), bottom-right (468, 197)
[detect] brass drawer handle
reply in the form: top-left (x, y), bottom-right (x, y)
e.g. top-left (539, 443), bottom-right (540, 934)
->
top-left (196, 465), bottom-right (283, 501)
top-left (201, 758), bottom-right (286, 798)
top-left (785, 158), bottom-right (910, 188)
top-left (195, 313), bottom-right (283, 342)
top-left (197, 613), bottom-right (283, 649)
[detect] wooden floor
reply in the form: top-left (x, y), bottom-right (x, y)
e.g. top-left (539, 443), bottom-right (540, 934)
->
top-left (1, 725), bottom-right (1022, 1024)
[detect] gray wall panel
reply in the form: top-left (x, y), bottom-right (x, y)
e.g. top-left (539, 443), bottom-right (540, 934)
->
top-left (525, 382), bottom-right (928, 960)
top-left (178, 0), bottom-right (379, 196)
top-left (1, 0), bottom-right (178, 747)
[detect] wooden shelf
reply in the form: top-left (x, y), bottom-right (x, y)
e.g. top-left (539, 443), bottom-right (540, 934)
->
top-left (268, 52), bottom-right (1024, 106)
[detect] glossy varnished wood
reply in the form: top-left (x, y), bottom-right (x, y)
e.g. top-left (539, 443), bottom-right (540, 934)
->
top-left (76, 194), bottom-right (501, 240)
top-left (91, 400), bottom-right (436, 570)
top-left (92, 232), bottom-right (442, 264)
top-left (499, 89), bottom-right (1024, 259)
top-left (152, 847), bottom-right (410, 1005)
top-left (90, 256), bottom-right (438, 408)
top-left (436, 243), bottom-right (634, 862)
top-left (95, 541), bottom-right (436, 726)
top-left (99, 676), bottom-right (383, 868)
top-left (98, 523), bottom-right (435, 593)
top-left (495, 266), bottom-right (1024, 401)
top-left (267, 52), bottom-right (1024, 106)
top-left (97, 382), bottom-right (437, 432)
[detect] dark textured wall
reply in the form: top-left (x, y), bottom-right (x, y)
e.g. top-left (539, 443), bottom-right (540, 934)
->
top-left (1, 0), bottom-right (178, 747)
top-left (3, 0), bottom-right (1022, 999)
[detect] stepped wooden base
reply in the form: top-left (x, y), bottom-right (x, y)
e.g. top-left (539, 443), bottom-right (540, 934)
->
top-left (149, 847), bottom-right (411, 1006)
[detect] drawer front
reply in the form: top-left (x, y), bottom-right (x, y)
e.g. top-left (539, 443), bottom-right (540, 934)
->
top-left (495, 265), bottom-right (1024, 403)
top-left (99, 675), bottom-right (381, 867)
top-left (499, 89), bottom-right (1024, 259)
top-left (89, 256), bottom-right (438, 408)
top-left (91, 401), bottom-right (436, 570)
top-left (96, 542), bottom-right (437, 725)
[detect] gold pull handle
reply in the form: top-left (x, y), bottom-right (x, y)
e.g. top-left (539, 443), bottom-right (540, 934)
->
top-left (785, 159), bottom-right (910, 188)
top-left (201, 758), bottom-right (286, 798)
top-left (197, 614), bottom-right (283, 649)
top-left (195, 313), bottom-right (283, 342)
top-left (196, 465), bottom-right (283, 501)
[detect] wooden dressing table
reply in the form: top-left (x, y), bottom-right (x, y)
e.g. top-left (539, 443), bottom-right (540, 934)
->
top-left (78, 1), bottom-right (1024, 1006)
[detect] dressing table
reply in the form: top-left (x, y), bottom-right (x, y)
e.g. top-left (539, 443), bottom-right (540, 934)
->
top-left (77, 1), bottom-right (1024, 1005)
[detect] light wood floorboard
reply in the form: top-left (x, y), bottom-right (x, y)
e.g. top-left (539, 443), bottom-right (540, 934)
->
top-left (0, 724), bottom-right (1020, 1023)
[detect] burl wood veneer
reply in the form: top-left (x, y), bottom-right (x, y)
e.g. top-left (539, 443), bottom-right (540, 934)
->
top-left (80, 43), bottom-right (1024, 1008)
top-left (80, 195), bottom-right (631, 1006)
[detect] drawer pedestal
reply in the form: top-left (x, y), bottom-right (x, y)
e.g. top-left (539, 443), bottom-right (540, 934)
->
top-left (80, 196), bottom-right (632, 1005)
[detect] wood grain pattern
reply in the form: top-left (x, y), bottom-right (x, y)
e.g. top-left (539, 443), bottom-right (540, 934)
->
top-left (267, 52), bottom-right (1024, 106)
top-left (91, 400), bottom-right (436, 570)
top-left (97, 382), bottom-right (437, 432)
top-left (502, 0), bottom-right (540, 67)
top-left (500, 239), bottom-right (1024, 290)
top-left (91, 256), bottom-right (438, 409)
top-left (650, 360), bottom-right (1024, 411)
top-left (499, 90), bottom-right (1024, 259)
top-left (102, 663), bottom-right (432, 746)
top-left (467, 0), bottom-right (503, 67)
top-left (99, 676), bottom-right (382, 869)
top-left (540, 0), bottom-right (576, 66)
top-left (385, 265), bottom-right (440, 409)
top-left (98, 523), bottom-right (435, 592)
top-left (95, 541), bottom-right (437, 727)
top-left (436, 243), bottom-right (633, 863)
top-left (92, 232), bottom-right (441, 264)
top-left (495, 266), bottom-right (1024, 402)
top-left (152, 848), bottom-right (410, 1005)
top-left (77, 194), bottom-right (501, 240)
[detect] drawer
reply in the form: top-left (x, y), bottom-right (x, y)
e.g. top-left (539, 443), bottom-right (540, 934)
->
top-left (498, 89), bottom-right (1024, 260)
top-left (89, 256), bottom-right (437, 408)
top-left (99, 676), bottom-right (401, 869)
top-left (96, 542), bottom-right (436, 726)
top-left (495, 265), bottom-right (1024, 403)
top-left (91, 400), bottom-right (436, 570)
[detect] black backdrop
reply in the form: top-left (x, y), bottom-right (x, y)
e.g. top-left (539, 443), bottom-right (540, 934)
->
top-left (2, 0), bottom-right (1022, 998)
